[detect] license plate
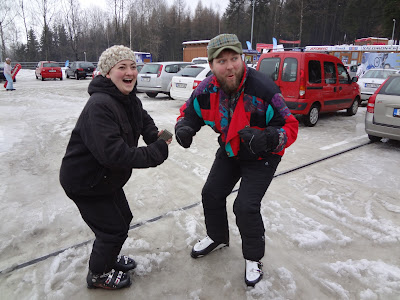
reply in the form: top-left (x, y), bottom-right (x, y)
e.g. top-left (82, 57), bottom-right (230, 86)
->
top-left (365, 83), bottom-right (379, 88)
top-left (141, 77), bottom-right (150, 82)
top-left (176, 83), bottom-right (187, 88)
top-left (394, 108), bottom-right (400, 118)
top-left (49, 70), bottom-right (56, 72)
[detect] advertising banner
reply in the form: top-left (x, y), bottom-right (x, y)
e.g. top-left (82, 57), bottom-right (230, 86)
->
top-left (357, 52), bottom-right (400, 77)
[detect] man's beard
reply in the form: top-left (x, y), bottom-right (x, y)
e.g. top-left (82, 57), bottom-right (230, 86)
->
top-left (216, 68), bottom-right (244, 96)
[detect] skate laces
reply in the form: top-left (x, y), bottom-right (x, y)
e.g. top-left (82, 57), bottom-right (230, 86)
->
top-left (117, 255), bottom-right (129, 265)
top-left (198, 236), bottom-right (213, 245)
top-left (247, 261), bottom-right (264, 275)
top-left (98, 269), bottom-right (124, 286)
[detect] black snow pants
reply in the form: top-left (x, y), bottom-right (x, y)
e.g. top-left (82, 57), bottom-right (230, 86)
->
top-left (201, 148), bottom-right (281, 261)
top-left (66, 188), bottom-right (133, 274)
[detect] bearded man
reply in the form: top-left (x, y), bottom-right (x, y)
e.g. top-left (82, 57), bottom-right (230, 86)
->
top-left (175, 34), bottom-right (298, 287)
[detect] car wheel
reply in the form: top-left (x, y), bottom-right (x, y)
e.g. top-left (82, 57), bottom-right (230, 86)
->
top-left (60, 76), bottom-right (63, 81)
top-left (346, 98), bottom-right (359, 116)
top-left (35, 74), bottom-right (38, 79)
top-left (146, 92), bottom-right (158, 98)
top-left (75, 72), bottom-right (79, 80)
top-left (66, 72), bottom-right (69, 79)
top-left (368, 134), bottom-right (381, 142)
top-left (303, 104), bottom-right (320, 127)
top-left (41, 75), bottom-right (45, 81)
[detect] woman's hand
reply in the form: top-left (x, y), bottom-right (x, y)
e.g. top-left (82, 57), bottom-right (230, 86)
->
top-left (158, 130), bottom-right (173, 145)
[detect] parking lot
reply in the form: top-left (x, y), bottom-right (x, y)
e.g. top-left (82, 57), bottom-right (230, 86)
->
top-left (1, 70), bottom-right (400, 299)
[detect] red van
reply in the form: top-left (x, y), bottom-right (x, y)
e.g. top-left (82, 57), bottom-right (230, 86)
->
top-left (257, 52), bottom-right (361, 126)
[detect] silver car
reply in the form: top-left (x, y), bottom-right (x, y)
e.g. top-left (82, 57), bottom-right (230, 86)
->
top-left (137, 61), bottom-right (192, 98)
top-left (365, 74), bottom-right (400, 142)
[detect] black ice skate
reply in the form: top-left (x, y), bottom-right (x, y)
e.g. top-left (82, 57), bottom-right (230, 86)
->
top-left (191, 236), bottom-right (229, 258)
top-left (114, 255), bottom-right (137, 272)
top-left (87, 269), bottom-right (131, 290)
top-left (244, 260), bottom-right (263, 287)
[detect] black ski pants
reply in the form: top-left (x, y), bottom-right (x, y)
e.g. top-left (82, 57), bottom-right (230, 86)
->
top-left (66, 188), bottom-right (133, 274)
top-left (201, 149), bottom-right (281, 261)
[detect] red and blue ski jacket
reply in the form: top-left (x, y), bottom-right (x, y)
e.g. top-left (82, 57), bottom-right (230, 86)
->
top-left (176, 64), bottom-right (298, 159)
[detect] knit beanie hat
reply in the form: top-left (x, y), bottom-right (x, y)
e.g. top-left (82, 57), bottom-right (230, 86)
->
top-left (97, 45), bottom-right (136, 76)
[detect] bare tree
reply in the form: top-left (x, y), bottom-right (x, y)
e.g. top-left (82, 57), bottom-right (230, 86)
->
top-left (16, 0), bottom-right (30, 43)
top-left (63, 0), bottom-right (82, 60)
top-left (0, 0), bottom-right (17, 59)
top-left (32, 0), bottom-right (57, 59)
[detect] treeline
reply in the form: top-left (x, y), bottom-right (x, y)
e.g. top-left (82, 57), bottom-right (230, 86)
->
top-left (1, 0), bottom-right (399, 63)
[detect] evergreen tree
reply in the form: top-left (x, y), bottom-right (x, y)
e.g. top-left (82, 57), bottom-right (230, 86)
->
top-left (39, 24), bottom-right (54, 60)
top-left (26, 28), bottom-right (40, 62)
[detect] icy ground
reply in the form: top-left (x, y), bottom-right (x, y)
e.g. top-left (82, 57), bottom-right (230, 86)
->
top-left (0, 70), bottom-right (400, 300)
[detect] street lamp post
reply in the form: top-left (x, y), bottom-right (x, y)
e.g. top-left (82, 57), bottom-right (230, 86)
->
top-left (392, 19), bottom-right (396, 42)
top-left (84, 51), bottom-right (86, 61)
top-left (250, 0), bottom-right (255, 48)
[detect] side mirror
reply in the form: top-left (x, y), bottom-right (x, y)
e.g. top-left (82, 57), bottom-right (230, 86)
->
top-left (352, 77), bottom-right (358, 83)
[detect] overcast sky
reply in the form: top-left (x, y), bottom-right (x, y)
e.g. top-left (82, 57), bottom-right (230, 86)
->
top-left (79, 0), bottom-right (229, 15)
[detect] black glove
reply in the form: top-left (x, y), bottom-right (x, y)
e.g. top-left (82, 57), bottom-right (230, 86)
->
top-left (238, 127), bottom-right (279, 154)
top-left (175, 126), bottom-right (195, 148)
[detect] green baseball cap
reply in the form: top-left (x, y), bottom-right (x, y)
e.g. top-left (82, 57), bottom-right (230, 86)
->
top-left (207, 34), bottom-right (243, 62)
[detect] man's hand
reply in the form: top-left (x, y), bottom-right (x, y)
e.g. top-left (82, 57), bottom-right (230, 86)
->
top-left (175, 126), bottom-right (195, 148)
top-left (238, 127), bottom-right (279, 154)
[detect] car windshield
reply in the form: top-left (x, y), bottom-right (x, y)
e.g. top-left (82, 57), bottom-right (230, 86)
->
top-left (362, 69), bottom-right (397, 79)
top-left (78, 62), bottom-right (94, 68)
top-left (43, 63), bottom-right (59, 67)
top-left (192, 59), bottom-right (208, 64)
top-left (380, 77), bottom-right (400, 95)
top-left (177, 66), bottom-right (205, 77)
top-left (258, 57), bottom-right (280, 81)
top-left (140, 64), bottom-right (161, 74)
top-left (137, 65), bottom-right (144, 72)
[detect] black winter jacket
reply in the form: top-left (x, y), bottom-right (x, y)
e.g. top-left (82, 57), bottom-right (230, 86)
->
top-left (60, 76), bottom-right (168, 197)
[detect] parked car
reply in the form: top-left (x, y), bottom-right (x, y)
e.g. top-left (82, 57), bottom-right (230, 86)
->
top-left (35, 61), bottom-right (63, 81)
top-left (170, 64), bottom-right (213, 101)
top-left (92, 69), bottom-right (101, 78)
top-left (137, 61), bottom-right (193, 98)
top-left (357, 68), bottom-right (400, 103)
top-left (0, 62), bottom-right (16, 82)
top-left (65, 61), bottom-right (95, 80)
top-left (345, 64), bottom-right (358, 78)
top-left (191, 57), bottom-right (208, 64)
top-left (0, 62), bottom-right (5, 81)
top-left (365, 74), bottom-right (400, 142)
top-left (257, 51), bottom-right (361, 126)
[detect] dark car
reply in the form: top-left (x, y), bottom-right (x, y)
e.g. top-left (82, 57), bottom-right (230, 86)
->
top-left (65, 61), bottom-right (95, 80)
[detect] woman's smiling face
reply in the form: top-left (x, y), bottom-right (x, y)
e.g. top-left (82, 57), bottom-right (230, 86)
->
top-left (106, 60), bottom-right (138, 95)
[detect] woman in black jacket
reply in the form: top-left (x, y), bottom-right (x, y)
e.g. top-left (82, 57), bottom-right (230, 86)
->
top-left (60, 45), bottom-right (171, 290)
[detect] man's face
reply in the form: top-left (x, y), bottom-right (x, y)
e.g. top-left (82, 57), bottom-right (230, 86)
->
top-left (209, 50), bottom-right (244, 95)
